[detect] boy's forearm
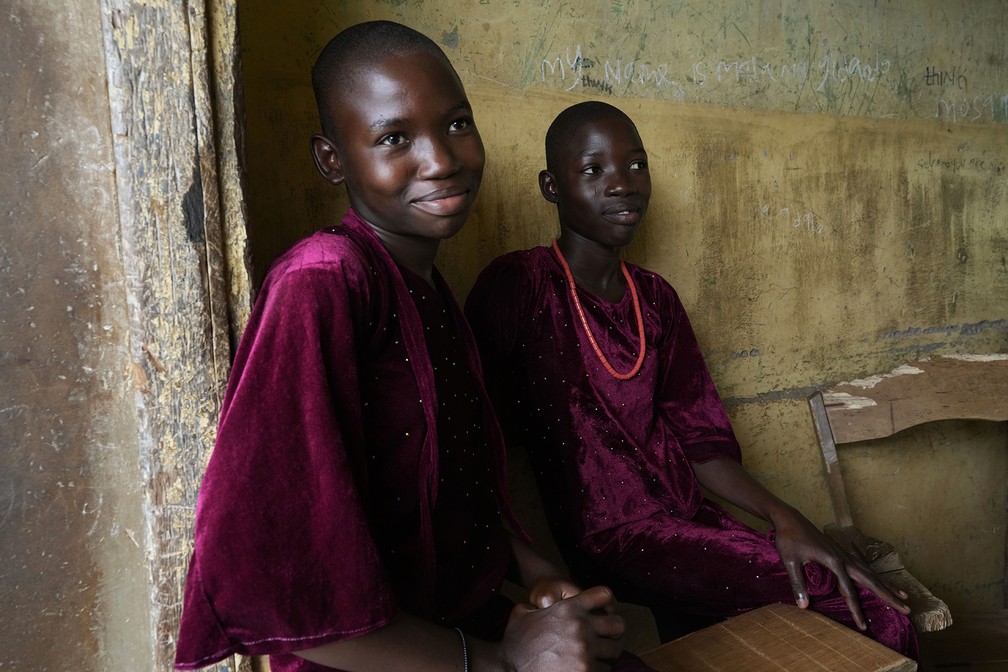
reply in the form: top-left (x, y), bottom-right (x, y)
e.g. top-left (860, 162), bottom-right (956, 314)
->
top-left (691, 457), bottom-right (797, 527)
top-left (508, 534), bottom-right (568, 588)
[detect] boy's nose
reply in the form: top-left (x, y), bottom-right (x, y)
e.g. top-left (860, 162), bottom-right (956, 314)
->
top-left (604, 173), bottom-right (633, 196)
top-left (417, 136), bottom-right (461, 179)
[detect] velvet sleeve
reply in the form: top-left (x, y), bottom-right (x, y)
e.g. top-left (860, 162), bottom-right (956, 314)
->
top-left (464, 254), bottom-right (539, 444)
top-left (175, 241), bottom-right (397, 668)
top-left (650, 278), bottom-right (742, 465)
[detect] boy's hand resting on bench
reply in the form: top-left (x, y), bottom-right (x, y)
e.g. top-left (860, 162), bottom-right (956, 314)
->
top-left (771, 506), bottom-right (912, 629)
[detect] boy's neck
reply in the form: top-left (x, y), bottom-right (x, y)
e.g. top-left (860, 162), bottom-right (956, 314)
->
top-left (556, 232), bottom-right (626, 300)
top-left (367, 225), bottom-right (440, 286)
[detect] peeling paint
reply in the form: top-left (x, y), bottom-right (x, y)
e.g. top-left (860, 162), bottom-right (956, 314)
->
top-left (943, 352), bottom-right (1008, 362)
top-left (843, 364), bottom-right (926, 389)
top-left (821, 391), bottom-right (879, 409)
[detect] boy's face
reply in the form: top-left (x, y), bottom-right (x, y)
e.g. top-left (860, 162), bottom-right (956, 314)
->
top-left (315, 52), bottom-right (484, 241)
top-left (541, 115), bottom-right (651, 249)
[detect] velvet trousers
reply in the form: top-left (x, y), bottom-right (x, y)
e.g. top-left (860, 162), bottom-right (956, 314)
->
top-left (582, 501), bottom-right (919, 660)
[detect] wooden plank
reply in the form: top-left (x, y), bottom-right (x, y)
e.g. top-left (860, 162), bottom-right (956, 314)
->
top-left (641, 604), bottom-right (916, 672)
top-left (822, 356), bottom-right (1008, 444)
top-left (809, 392), bottom-right (855, 528)
top-left (98, 0), bottom-right (247, 669)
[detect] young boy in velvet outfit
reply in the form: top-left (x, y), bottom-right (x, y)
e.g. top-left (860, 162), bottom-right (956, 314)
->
top-left (174, 24), bottom-right (642, 672)
top-left (465, 101), bottom-right (919, 659)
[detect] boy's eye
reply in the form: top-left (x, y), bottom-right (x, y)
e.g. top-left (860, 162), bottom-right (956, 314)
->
top-left (630, 159), bottom-right (648, 170)
top-left (379, 133), bottom-right (407, 147)
top-left (448, 117), bottom-right (472, 132)
top-left (581, 165), bottom-right (601, 174)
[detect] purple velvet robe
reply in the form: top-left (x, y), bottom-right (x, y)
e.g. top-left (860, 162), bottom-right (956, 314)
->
top-left (465, 246), bottom-right (917, 658)
top-left (174, 211), bottom-right (523, 671)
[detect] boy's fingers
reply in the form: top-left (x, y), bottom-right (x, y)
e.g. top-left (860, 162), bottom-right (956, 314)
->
top-left (591, 612), bottom-right (626, 638)
top-left (534, 594), bottom-right (554, 609)
top-left (506, 601), bottom-right (536, 627)
top-left (846, 563), bottom-right (911, 614)
top-left (591, 633), bottom-right (625, 661)
top-left (571, 585), bottom-right (617, 613)
top-left (784, 560), bottom-right (810, 608)
top-left (834, 574), bottom-right (868, 630)
top-left (530, 577), bottom-right (583, 609)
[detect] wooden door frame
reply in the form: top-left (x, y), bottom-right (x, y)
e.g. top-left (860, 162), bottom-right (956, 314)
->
top-left (99, 0), bottom-right (252, 668)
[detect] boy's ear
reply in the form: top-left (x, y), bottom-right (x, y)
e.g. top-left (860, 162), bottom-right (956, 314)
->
top-left (310, 134), bottom-right (345, 185)
top-left (539, 170), bottom-right (559, 204)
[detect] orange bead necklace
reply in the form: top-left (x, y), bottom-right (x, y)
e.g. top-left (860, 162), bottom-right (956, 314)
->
top-left (552, 240), bottom-right (646, 381)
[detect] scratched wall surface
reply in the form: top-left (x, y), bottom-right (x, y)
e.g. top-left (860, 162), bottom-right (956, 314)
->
top-left (238, 0), bottom-right (1008, 612)
top-left (0, 2), bottom-right (154, 670)
top-left (2, 1), bottom-right (247, 670)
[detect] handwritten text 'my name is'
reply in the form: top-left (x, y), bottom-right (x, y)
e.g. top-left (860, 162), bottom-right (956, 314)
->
top-left (540, 46), bottom-right (891, 93)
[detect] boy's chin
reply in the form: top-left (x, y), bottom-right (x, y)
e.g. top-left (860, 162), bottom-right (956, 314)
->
top-left (353, 208), bottom-right (471, 241)
top-left (428, 215), bottom-right (470, 240)
top-left (400, 213), bottom-right (471, 241)
top-left (561, 225), bottom-right (641, 249)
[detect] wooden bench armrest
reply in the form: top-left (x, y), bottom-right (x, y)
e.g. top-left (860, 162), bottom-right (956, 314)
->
top-left (823, 524), bottom-right (952, 632)
top-left (824, 523), bottom-right (899, 569)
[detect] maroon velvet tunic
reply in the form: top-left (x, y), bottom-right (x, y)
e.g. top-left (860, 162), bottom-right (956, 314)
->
top-left (465, 246), bottom-right (917, 658)
top-left (175, 211), bottom-right (519, 672)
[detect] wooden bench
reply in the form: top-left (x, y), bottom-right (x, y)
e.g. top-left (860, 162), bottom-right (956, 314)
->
top-left (808, 354), bottom-right (1008, 634)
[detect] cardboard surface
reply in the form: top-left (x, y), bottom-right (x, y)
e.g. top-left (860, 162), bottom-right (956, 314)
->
top-left (640, 604), bottom-right (916, 672)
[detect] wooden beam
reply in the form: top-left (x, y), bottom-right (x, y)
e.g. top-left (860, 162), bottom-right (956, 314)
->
top-left (821, 355), bottom-right (1008, 444)
top-left (809, 392), bottom-right (855, 528)
top-left (98, 0), bottom-right (249, 668)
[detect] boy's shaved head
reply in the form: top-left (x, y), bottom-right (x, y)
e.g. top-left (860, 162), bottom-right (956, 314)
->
top-left (312, 21), bottom-right (454, 138)
top-left (545, 101), bottom-right (638, 171)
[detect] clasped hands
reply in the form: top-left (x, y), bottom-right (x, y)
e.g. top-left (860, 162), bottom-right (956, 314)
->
top-left (500, 577), bottom-right (625, 672)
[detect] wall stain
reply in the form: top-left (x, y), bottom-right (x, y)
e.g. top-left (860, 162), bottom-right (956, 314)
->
top-left (181, 161), bottom-right (205, 245)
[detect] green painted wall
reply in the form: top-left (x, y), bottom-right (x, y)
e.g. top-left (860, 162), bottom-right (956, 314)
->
top-left (238, 0), bottom-right (1007, 612)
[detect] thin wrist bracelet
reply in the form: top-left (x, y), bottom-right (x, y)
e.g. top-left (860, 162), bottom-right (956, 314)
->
top-left (453, 627), bottom-right (470, 672)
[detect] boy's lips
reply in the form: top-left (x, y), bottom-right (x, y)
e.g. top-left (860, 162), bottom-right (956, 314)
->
top-left (602, 202), bottom-right (643, 224)
top-left (411, 187), bottom-right (471, 216)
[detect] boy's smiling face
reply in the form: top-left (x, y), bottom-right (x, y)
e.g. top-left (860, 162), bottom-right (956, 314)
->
top-left (313, 51), bottom-right (484, 243)
top-left (541, 114), bottom-right (651, 249)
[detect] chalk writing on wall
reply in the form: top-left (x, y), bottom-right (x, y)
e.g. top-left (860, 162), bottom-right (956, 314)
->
top-left (881, 320), bottom-right (1008, 341)
top-left (758, 204), bottom-right (822, 236)
top-left (541, 46), bottom-right (674, 93)
top-left (691, 51), bottom-right (891, 94)
top-left (524, 1), bottom-right (1003, 125)
top-left (916, 151), bottom-right (1006, 175)
top-left (933, 94), bottom-right (1008, 124)
top-left (539, 45), bottom-right (1008, 123)
top-left (924, 66), bottom-right (967, 90)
